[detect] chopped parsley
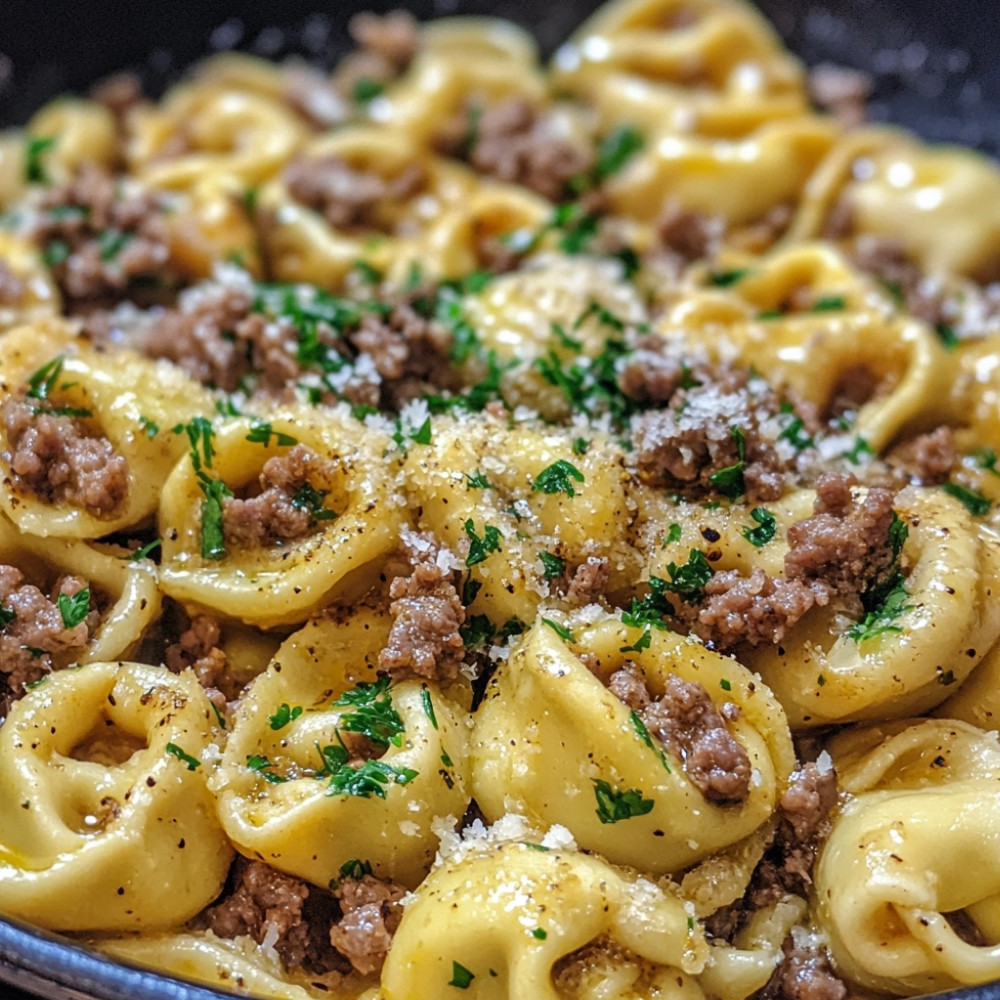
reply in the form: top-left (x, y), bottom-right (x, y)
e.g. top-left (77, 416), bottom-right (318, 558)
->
top-left (629, 711), bottom-right (671, 772)
top-left (551, 322), bottom-right (583, 351)
top-left (291, 482), bottom-right (338, 521)
top-left (663, 549), bottom-right (714, 604)
top-left (621, 576), bottom-right (674, 629)
top-left (708, 268), bottom-right (749, 287)
top-left (353, 77), bottom-right (384, 103)
top-left (539, 551), bottom-right (565, 579)
top-left (708, 427), bottom-right (746, 500)
top-left (42, 239), bottom-right (70, 267)
top-left (245, 421), bottom-right (297, 447)
top-left (420, 687), bottom-right (438, 729)
top-left (720, 678), bottom-right (732, 691)
top-left (25, 135), bottom-right (56, 184)
top-left (268, 703), bottom-right (303, 730)
top-left (845, 436), bottom-right (873, 465)
top-left (459, 613), bottom-right (495, 648)
top-left (572, 437), bottom-right (590, 455)
top-left (531, 928), bottom-right (548, 940)
top-left (592, 778), bottom-right (655, 823)
top-left (338, 858), bottom-right (373, 881)
top-left (594, 125), bottom-right (645, 181)
top-left (742, 507), bottom-right (777, 547)
top-left (777, 404), bottom-right (814, 451)
top-left (57, 588), bottom-right (90, 629)
top-left (0, 606), bottom-right (15, 628)
top-left (619, 626), bottom-right (652, 653)
top-left (935, 323), bottom-right (960, 349)
top-left (464, 519), bottom-right (503, 567)
top-left (198, 475), bottom-right (233, 560)
top-left (532, 460), bottom-right (585, 497)
top-left (314, 739), bottom-right (417, 799)
top-left (26, 356), bottom-right (65, 401)
top-left (663, 523), bottom-right (682, 546)
top-left (449, 962), bottom-right (475, 989)
top-left (810, 295), bottom-right (846, 312)
top-left (848, 511), bottom-right (911, 643)
top-left (464, 469), bottom-right (492, 490)
top-left (942, 482), bottom-right (991, 516)
top-left (247, 754), bottom-right (287, 783)
top-left (333, 675), bottom-right (405, 748)
top-left (165, 743), bottom-right (201, 771)
top-left (975, 447), bottom-right (1000, 478)
top-left (352, 260), bottom-right (383, 285)
top-left (138, 415), bottom-right (159, 439)
top-left (541, 618), bottom-right (574, 642)
top-left (96, 227), bottom-right (134, 261)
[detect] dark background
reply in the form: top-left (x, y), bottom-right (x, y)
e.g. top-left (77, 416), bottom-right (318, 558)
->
top-left (0, 0), bottom-right (998, 153)
top-left (0, 0), bottom-right (998, 998)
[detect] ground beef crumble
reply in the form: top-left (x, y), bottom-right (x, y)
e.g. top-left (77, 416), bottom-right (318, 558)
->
top-left (627, 362), bottom-right (788, 503)
top-left (886, 426), bottom-right (955, 485)
top-left (2, 395), bottom-right (129, 516)
top-left (379, 530), bottom-right (465, 682)
top-left (0, 567), bottom-right (97, 709)
top-left (761, 940), bottom-right (848, 1000)
top-left (334, 10), bottom-right (419, 96)
top-left (26, 164), bottom-right (175, 306)
top-left (690, 473), bottom-right (898, 650)
top-left (196, 857), bottom-right (405, 981)
top-left (434, 97), bottom-right (593, 202)
top-left (808, 63), bottom-right (872, 131)
top-left (164, 612), bottom-right (240, 711)
top-left (221, 444), bottom-right (338, 549)
top-left (562, 556), bottom-right (610, 607)
top-left (608, 662), bottom-right (751, 804)
top-left (284, 155), bottom-right (426, 232)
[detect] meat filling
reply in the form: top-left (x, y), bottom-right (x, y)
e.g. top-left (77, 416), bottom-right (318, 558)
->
top-left (608, 663), bottom-right (751, 804)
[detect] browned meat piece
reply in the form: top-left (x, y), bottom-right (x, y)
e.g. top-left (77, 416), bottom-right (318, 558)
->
top-left (563, 557), bottom-right (610, 607)
top-left (89, 71), bottom-right (146, 126)
top-left (851, 236), bottom-right (950, 328)
top-left (618, 342), bottom-right (687, 407)
top-left (784, 473), bottom-right (896, 603)
top-left (196, 856), bottom-right (348, 980)
top-left (26, 164), bottom-right (175, 304)
top-left (609, 663), bottom-right (751, 804)
top-left (222, 444), bottom-right (336, 548)
top-left (778, 761), bottom-right (839, 845)
top-left (2, 396), bottom-right (129, 516)
top-left (284, 155), bottom-right (424, 232)
top-left (281, 64), bottom-right (347, 130)
top-left (0, 567), bottom-right (97, 707)
top-left (762, 941), bottom-right (848, 1000)
top-left (164, 613), bottom-right (239, 707)
top-left (379, 531), bottom-right (465, 682)
top-left (349, 10), bottom-right (419, 71)
top-left (0, 260), bottom-right (26, 305)
top-left (693, 567), bottom-right (818, 649)
top-left (808, 63), bottom-right (872, 130)
top-left (886, 426), bottom-right (956, 485)
top-left (655, 201), bottom-right (724, 264)
top-left (435, 97), bottom-right (593, 202)
top-left (329, 874), bottom-right (406, 976)
top-left (630, 369), bottom-right (787, 503)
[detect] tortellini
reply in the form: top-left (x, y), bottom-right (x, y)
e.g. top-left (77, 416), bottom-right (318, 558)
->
top-left (0, 661), bottom-right (231, 930)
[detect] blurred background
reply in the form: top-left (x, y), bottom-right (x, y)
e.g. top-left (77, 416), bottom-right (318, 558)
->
top-left (0, 0), bottom-right (998, 154)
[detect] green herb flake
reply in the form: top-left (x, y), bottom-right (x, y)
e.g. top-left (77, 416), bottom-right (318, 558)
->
top-left (464, 519), bottom-right (503, 567)
top-left (198, 474), bottom-right (233, 560)
top-left (25, 135), bottom-right (56, 184)
top-left (720, 678), bottom-right (732, 691)
top-left (129, 538), bottom-right (163, 562)
top-left (664, 550), bottom-right (714, 605)
top-left (0, 605), bottom-right (16, 628)
top-left (165, 742), bottom-right (201, 771)
top-left (97, 228), bottom-right (134, 261)
top-left (628, 710), bottom-right (671, 772)
top-left (663, 523), bottom-right (682, 546)
top-left (551, 322), bottom-right (582, 352)
top-left (247, 754), bottom-right (287, 783)
top-left (531, 928), bottom-right (548, 940)
top-left (592, 778), bottom-right (655, 824)
top-left (572, 437), bottom-right (590, 456)
top-left (595, 125), bottom-right (644, 180)
top-left (291, 482), bottom-right (338, 521)
top-left (810, 295), bottom-right (846, 312)
top-left (138, 415), bottom-right (159, 439)
top-left (464, 469), bottom-right (492, 490)
top-left (539, 551), bottom-right (565, 579)
top-left (742, 507), bottom-right (777, 547)
top-left (333, 675), bottom-right (405, 748)
top-left (42, 239), bottom-right (70, 267)
top-left (26, 356), bottom-right (65, 401)
top-left (410, 417), bottom-right (433, 445)
top-left (708, 427), bottom-right (746, 500)
top-left (975, 447), bottom-right (1000, 478)
top-left (338, 858), bottom-right (373, 881)
top-left (459, 613), bottom-right (494, 647)
top-left (57, 588), bottom-right (90, 629)
top-left (942, 482), bottom-right (991, 516)
top-left (440, 750), bottom-right (454, 767)
top-left (935, 323), bottom-right (960, 349)
top-left (268, 703), bottom-right (303, 731)
top-left (708, 268), bottom-right (749, 288)
top-left (246, 421), bottom-right (297, 447)
top-left (420, 687), bottom-right (438, 729)
top-left (845, 436), bottom-right (873, 465)
top-left (449, 962), bottom-right (475, 989)
top-left (849, 511), bottom-right (911, 643)
top-left (542, 618), bottom-right (574, 642)
top-left (314, 738), bottom-right (417, 799)
top-left (353, 260), bottom-right (383, 285)
top-left (353, 77), bottom-right (384, 104)
top-left (532, 459), bottom-right (585, 498)
top-left (619, 626), bottom-right (652, 654)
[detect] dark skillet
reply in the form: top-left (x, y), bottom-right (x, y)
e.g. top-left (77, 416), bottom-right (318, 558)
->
top-left (0, 2), bottom-right (998, 999)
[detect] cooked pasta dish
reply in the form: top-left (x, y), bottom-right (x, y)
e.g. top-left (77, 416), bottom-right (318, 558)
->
top-left (1, 1), bottom-right (1000, 998)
